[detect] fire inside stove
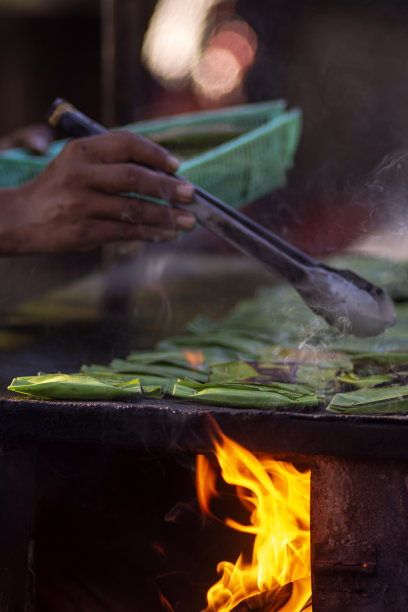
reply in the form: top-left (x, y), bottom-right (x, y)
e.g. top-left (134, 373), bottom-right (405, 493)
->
top-left (196, 425), bottom-right (312, 612)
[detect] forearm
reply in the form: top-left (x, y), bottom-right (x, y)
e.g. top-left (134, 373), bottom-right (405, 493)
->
top-left (0, 186), bottom-right (28, 255)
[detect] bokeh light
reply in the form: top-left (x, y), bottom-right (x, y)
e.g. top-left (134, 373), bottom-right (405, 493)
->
top-left (192, 47), bottom-right (242, 99)
top-left (142, 0), bottom-right (217, 86)
top-left (192, 19), bottom-right (258, 100)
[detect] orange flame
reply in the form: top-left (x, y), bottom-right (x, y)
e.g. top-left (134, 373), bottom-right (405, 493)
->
top-left (196, 454), bottom-right (219, 518)
top-left (184, 349), bottom-right (205, 370)
top-left (197, 426), bottom-right (311, 612)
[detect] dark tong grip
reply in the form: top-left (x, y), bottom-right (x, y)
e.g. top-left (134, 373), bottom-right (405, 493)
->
top-left (48, 98), bottom-right (109, 138)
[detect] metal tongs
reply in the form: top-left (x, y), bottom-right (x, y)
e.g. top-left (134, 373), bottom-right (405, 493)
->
top-left (48, 99), bottom-right (396, 338)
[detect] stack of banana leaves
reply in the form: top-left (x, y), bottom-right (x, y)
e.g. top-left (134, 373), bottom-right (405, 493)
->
top-left (148, 123), bottom-right (247, 160)
top-left (8, 256), bottom-right (408, 416)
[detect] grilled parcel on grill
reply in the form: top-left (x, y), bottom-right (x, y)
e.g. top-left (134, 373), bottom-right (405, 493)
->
top-left (47, 99), bottom-right (396, 339)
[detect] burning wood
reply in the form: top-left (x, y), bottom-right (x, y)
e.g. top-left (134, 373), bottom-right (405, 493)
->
top-left (196, 423), bottom-right (311, 612)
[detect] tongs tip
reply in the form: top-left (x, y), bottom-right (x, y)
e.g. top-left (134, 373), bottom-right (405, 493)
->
top-left (295, 267), bottom-right (396, 338)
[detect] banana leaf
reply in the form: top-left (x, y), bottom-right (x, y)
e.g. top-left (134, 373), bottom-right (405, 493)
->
top-left (258, 347), bottom-right (353, 370)
top-left (125, 346), bottom-right (238, 370)
top-left (295, 365), bottom-right (342, 390)
top-left (8, 373), bottom-right (143, 400)
top-left (336, 372), bottom-right (394, 388)
top-left (140, 383), bottom-right (163, 398)
top-left (124, 349), bottom-right (192, 366)
top-left (171, 379), bottom-right (319, 408)
top-left (209, 361), bottom-right (261, 383)
top-left (80, 364), bottom-right (113, 374)
top-left (209, 360), bottom-right (337, 393)
top-left (184, 315), bottom-right (221, 334)
top-left (148, 123), bottom-right (244, 158)
top-left (327, 385), bottom-right (408, 414)
top-left (108, 358), bottom-right (209, 382)
top-left (351, 352), bottom-right (408, 366)
top-left (158, 333), bottom-right (267, 357)
top-left (81, 366), bottom-right (174, 396)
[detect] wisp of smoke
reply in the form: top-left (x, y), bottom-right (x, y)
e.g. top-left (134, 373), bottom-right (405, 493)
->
top-left (356, 149), bottom-right (408, 227)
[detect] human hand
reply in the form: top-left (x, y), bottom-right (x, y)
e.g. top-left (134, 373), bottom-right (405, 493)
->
top-left (0, 131), bottom-right (196, 254)
top-left (0, 123), bottom-right (54, 154)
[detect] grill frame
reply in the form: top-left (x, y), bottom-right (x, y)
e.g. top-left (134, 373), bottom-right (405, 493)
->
top-left (2, 392), bottom-right (408, 460)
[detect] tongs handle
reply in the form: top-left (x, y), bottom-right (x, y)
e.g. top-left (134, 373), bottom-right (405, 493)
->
top-left (190, 185), bottom-right (316, 268)
top-left (177, 193), bottom-right (310, 284)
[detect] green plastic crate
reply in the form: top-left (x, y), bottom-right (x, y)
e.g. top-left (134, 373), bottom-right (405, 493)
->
top-left (0, 100), bottom-right (301, 208)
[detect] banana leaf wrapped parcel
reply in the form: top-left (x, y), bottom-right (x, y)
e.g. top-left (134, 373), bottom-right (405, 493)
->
top-left (327, 386), bottom-right (408, 415)
top-left (9, 373), bottom-right (143, 400)
top-left (171, 378), bottom-right (319, 408)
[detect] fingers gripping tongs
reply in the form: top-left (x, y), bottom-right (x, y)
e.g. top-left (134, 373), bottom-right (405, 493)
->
top-left (48, 99), bottom-right (396, 338)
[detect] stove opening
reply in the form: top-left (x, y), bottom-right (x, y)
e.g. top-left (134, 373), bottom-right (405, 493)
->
top-left (32, 429), bottom-right (311, 612)
top-left (197, 423), bottom-right (311, 612)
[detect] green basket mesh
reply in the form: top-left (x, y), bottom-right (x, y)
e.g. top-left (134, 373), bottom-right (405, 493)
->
top-left (0, 100), bottom-right (301, 208)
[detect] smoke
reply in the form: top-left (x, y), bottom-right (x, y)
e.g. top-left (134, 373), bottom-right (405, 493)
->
top-left (356, 149), bottom-right (408, 228)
